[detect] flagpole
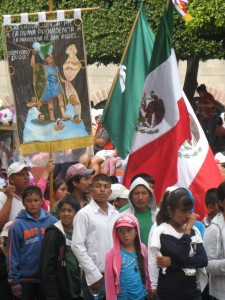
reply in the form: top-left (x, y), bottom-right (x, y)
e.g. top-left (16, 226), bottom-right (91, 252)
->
top-left (105, 2), bottom-right (144, 109)
top-left (166, 0), bottom-right (171, 11)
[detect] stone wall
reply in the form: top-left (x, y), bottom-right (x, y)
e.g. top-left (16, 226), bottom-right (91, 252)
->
top-left (0, 60), bottom-right (13, 103)
top-left (1, 59), bottom-right (225, 104)
top-left (179, 60), bottom-right (225, 92)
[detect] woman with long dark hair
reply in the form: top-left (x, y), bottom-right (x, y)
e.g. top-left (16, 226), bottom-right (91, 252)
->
top-left (148, 187), bottom-right (208, 300)
top-left (40, 195), bottom-right (81, 300)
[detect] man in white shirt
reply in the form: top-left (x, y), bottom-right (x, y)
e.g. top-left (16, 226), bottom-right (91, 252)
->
top-left (0, 162), bottom-right (31, 230)
top-left (72, 173), bottom-right (119, 300)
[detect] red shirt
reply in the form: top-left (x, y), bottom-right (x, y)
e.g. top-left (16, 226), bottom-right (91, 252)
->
top-left (95, 123), bottom-right (114, 150)
top-left (198, 92), bottom-right (216, 123)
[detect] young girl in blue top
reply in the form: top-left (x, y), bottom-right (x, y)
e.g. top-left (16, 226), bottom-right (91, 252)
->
top-left (105, 213), bottom-right (151, 300)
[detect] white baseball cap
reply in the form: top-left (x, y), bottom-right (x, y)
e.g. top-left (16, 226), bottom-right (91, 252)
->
top-left (108, 184), bottom-right (129, 201)
top-left (7, 162), bottom-right (31, 177)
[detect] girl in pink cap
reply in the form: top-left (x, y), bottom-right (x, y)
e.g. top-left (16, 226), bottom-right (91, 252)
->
top-left (105, 213), bottom-right (151, 300)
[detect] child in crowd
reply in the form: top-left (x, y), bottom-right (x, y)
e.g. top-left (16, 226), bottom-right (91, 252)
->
top-left (149, 187), bottom-right (208, 300)
top-left (40, 195), bottom-right (81, 300)
top-left (105, 213), bottom-right (151, 300)
top-left (0, 221), bottom-right (13, 300)
top-left (202, 188), bottom-right (219, 227)
top-left (204, 181), bottom-right (225, 300)
top-left (42, 179), bottom-right (68, 208)
top-left (7, 186), bottom-right (57, 300)
top-left (108, 183), bottom-right (129, 210)
top-left (36, 159), bottom-right (62, 211)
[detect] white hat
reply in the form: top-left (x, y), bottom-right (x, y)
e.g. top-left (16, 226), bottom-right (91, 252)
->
top-left (91, 108), bottom-right (103, 118)
top-left (215, 152), bottom-right (225, 164)
top-left (108, 184), bottom-right (129, 201)
top-left (166, 186), bottom-right (179, 192)
top-left (7, 162), bottom-right (31, 177)
top-left (0, 221), bottom-right (13, 241)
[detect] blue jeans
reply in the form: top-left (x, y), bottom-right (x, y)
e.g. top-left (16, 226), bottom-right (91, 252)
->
top-left (156, 296), bottom-right (202, 300)
top-left (20, 282), bottom-right (41, 300)
top-left (81, 275), bottom-right (105, 300)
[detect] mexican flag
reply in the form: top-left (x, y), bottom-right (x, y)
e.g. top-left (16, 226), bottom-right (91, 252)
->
top-left (123, 2), bottom-right (191, 202)
top-left (176, 93), bottom-right (223, 220)
top-left (101, 3), bottom-right (155, 159)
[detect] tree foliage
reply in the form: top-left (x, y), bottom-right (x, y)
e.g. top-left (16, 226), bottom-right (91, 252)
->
top-left (0, 0), bottom-right (224, 64)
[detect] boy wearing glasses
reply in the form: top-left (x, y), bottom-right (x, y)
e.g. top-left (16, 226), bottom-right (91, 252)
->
top-left (0, 162), bottom-right (31, 230)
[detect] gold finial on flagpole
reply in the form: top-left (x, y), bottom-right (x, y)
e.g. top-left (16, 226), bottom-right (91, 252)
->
top-left (166, 0), bottom-right (171, 11)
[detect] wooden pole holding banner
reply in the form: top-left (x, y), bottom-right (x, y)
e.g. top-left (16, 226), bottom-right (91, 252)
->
top-left (49, 0), bottom-right (53, 12)
top-left (49, 152), bottom-right (54, 210)
top-left (48, 0), bottom-right (54, 210)
top-left (49, 0), bottom-right (53, 19)
top-left (8, 6), bottom-right (100, 19)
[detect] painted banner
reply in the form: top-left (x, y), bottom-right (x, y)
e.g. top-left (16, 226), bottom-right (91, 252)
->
top-left (3, 18), bottom-right (92, 154)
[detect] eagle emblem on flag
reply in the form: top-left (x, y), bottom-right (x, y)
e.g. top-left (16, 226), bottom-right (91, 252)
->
top-left (137, 91), bottom-right (165, 132)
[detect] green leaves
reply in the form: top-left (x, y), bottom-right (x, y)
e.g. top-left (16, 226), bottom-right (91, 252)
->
top-left (0, 0), bottom-right (224, 62)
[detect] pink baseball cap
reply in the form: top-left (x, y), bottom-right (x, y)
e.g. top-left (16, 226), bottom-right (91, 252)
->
top-left (66, 163), bottom-right (95, 181)
top-left (115, 215), bottom-right (136, 228)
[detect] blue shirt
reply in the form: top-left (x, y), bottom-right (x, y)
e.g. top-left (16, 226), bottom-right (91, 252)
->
top-left (194, 221), bottom-right (205, 239)
top-left (118, 248), bottom-right (147, 300)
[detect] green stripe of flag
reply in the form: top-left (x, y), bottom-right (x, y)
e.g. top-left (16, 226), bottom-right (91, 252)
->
top-left (101, 4), bottom-right (155, 158)
top-left (149, 2), bottom-right (173, 73)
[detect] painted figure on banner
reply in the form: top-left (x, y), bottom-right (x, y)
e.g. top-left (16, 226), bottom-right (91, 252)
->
top-left (22, 42), bottom-right (89, 143)
top-left (54, 119), bottom-right (65, 131)
top-left (63, 44), bottom-right (83, 121)
top-left (26, 96), bottom-right (42, 109)
top-left (31, 42), bottom-right (70, 122)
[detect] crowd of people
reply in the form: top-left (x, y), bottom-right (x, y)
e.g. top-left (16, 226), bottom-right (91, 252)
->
top-left (0, 158), bottom-right (225, 300)
top-left (0, 84), bottom-right (225, 300)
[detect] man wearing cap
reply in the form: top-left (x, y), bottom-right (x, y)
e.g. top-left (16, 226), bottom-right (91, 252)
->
top-left (108, 184), bottom-right (129, 210)
top-left (0, 162), bottom-right (30, 230)
top-left (66, 163), bottom-right (95, 208)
